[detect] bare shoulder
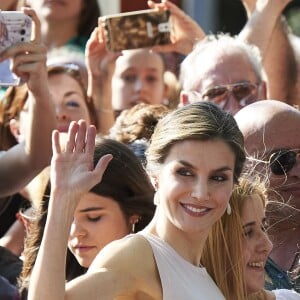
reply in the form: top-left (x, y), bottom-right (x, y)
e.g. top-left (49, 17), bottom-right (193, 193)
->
top-left (84, 234), bottom-right (162, 299)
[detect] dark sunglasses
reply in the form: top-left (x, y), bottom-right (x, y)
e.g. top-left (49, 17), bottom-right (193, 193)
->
top-left (201, 82), bottom-right (259, 108)
top-left (269, 149), bottom-right (300, 175)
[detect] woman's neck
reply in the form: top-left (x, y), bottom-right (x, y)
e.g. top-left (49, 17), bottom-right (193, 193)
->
top-left (147, 208), bottom-right (209, 267)
top-left (248, 289), bottom-right (276, 300)
top-left (40, 19), bottom-right (79, 49)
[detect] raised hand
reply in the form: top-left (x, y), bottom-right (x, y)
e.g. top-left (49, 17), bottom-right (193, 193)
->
top-left (147, 0), bottom-right (205, 55)
top-left (85, 23), bottom-right (120, 83)
top-left (85, 21), bottom-right (119, 134)
top-left (50, 120), bottom-right (112, 198)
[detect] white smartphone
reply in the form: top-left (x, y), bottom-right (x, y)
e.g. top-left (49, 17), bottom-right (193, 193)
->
top-left (0, 11), bottom-right (32, 86)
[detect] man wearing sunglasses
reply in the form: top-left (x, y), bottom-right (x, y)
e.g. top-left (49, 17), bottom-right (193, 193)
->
top-left (235, 100), bottom-right (300, 292)
top-left (179, 34), bottom-right (267, 115)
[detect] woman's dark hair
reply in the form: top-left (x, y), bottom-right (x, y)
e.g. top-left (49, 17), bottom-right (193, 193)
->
top-left (90, 138), bottom-right (155, 232)
top-left (18, 138), bottom-right (155, 297)
top-left (78, 0), bottom-right (101, 38)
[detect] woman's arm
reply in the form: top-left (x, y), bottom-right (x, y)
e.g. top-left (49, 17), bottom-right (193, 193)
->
top-left (28, 120), bottom-right (112, 300)
top-left (85, 22), bottom-right (120, 135)
top-left (238, 0), bottom-right (295, 102)
top-left (0, 8), bottom-right (56, 197)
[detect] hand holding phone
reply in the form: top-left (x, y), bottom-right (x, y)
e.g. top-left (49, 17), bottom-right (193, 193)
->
top-left (0, 11), bottom-right (32, 54)
top-left (0, 11), bottom-right (32, 86)
top-left (147, 0), bottom-right (206, 55)
top-left (102, 8), bottom-right (171, 52)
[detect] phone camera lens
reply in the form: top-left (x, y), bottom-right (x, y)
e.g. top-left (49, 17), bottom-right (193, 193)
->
top-left (20, 29), bottom-right (26, 35)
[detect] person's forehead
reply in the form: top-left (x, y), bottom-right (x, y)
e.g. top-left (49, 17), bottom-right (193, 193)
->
top-left (265, 116), bottom-right (300, 150)
top-left (116, 50), bottom-right (164, 71)
top-left (241, 195), bottom-right (265, 222)
top-left (191, 48), bottom-right (258, 91)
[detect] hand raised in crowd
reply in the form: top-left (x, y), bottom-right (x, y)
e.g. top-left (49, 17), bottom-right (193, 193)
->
top-left (85, 20), bottom-right (120, 134)
top-left (85, 21), bottom-right (120, 86)
top-left (147, 0), bottom-right (206, 55)
top-left (50, 120), bottom-right (112, 199)
top-left (0, 8), bottom-right (55, 198)
top-left (0, 8), bottom-right (48, 94)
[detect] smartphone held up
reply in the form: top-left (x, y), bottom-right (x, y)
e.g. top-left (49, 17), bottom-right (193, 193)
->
top-left (0, 11), bottom-right (32, 86)
top-left (102, 8), bottom-right (171, 52)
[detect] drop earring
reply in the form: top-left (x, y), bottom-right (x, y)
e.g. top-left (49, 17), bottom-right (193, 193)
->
top-left (227, 203), bottom-right (232, 215)
top-left (131, 217), bottom-right (141, 233)
top-left (131, 222), bottom-right (136, 233)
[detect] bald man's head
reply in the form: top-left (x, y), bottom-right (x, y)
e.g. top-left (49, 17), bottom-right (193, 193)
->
top-left (235, 100), bottom-right (300, 156)
top-left (235, 100), bottom-right (300, 221)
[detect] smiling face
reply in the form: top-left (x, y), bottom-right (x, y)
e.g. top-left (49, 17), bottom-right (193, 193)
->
top-left (155, 139), bottom-right (235, 235)
top-left (68, 192), bottom-right (130, 268)
top-left (111, 49), bottom-right (167, 113)
top-left (48, 73), bottom-right (91, 132)
top-left (241, 195), bottom-right (273, 295)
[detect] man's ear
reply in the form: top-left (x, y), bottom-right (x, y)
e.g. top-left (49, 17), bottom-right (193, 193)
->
top-left (179, 90), bottom-right (190, 107)
top-left (258, 80), bottom-right (267, 100)
top-left (9, 119), bottom-right (22, 142)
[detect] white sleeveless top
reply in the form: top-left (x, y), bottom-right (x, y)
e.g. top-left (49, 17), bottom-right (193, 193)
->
top-left (273, 289), bottom-right (300, 299)
top-left (137, 232), bottom-right (225, 300)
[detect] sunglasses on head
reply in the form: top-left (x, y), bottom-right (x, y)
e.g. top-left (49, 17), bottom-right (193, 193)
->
top-left (269, 149), bottom-right (300, 175)
top-left (200, 82), bottom-right (259, 108)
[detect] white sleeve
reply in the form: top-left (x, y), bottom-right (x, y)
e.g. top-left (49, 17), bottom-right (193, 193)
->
top-left (273, 289), bottom-right (300, 300)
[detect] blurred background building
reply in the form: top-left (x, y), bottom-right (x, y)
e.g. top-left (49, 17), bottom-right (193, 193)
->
top-left (98, 0), bottom-right (300, 36)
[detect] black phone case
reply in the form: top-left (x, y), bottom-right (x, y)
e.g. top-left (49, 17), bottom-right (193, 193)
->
top-left (103, 9), bottom-right (171, 52)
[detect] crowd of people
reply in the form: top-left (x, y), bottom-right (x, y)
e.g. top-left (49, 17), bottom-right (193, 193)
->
top-left (0, 0), bottom-right (299, 299)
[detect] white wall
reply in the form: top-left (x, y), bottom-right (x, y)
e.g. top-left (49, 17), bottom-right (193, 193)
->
top-left (182, 0), bottom-right (218, 33)
top-left (98, 0), bottom-right (120, 15)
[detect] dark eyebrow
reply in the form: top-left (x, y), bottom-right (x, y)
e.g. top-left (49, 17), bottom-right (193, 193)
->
top-left (79, 207), bottom-right (104, 213)
top-left (178, 160), bottom-right (233, 172)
